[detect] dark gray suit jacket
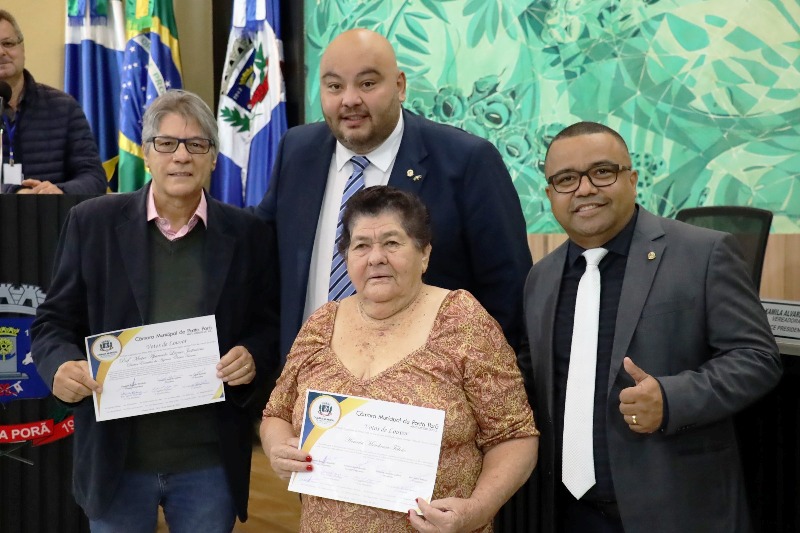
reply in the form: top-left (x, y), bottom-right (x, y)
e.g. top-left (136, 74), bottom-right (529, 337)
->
top-left (518, 207), bottom-right (781, 533)
top-left (32, 184), bottom-right (279, 520)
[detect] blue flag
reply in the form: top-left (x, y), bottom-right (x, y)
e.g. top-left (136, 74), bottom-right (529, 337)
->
top-left (64, 0), bottom-right (125, 191)
top-left (117, 0), bottom-right (182, 192)
top-left (211, 0), bottom-right (287, 207)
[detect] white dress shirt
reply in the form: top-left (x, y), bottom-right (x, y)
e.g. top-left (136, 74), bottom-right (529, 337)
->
top-left (302, 113), bottom-right (405, 321)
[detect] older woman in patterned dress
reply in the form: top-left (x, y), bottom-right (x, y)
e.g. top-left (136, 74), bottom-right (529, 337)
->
top-left (261, 186), bottom-right (538, 533)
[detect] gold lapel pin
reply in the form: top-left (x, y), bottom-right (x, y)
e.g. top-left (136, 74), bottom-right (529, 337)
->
top-left (647, 251), bottom-right (656, 260)
top-left (413, 175), bottom-right (423, 181)
top-left (406, 169), bottom-right (414, 177)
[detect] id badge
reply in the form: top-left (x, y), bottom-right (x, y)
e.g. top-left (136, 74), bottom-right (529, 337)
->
top-left (3, 163), bottom-right (23, 186)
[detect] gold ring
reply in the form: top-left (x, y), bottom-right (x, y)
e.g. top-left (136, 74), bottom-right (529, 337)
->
top-left (632, 414), bottom-right (638, 425)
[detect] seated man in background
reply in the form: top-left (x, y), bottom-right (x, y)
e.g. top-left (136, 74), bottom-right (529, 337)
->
top-left (518, 121), bottom-right (781, 533)
top-left (32, 90), bottom-right (279, 532)
top-left (0, 9), bottom-right (106, 194)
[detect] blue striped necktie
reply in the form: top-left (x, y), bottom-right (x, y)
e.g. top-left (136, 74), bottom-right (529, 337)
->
top-left (328, 156), bottom-right (370, 301)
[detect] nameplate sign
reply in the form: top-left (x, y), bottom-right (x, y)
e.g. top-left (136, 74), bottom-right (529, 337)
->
top-left (762, 299), bottom-right (800, 340)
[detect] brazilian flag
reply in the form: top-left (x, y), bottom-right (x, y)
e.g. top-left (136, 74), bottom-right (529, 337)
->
top-left (117, 0), bottom-right (182, 192)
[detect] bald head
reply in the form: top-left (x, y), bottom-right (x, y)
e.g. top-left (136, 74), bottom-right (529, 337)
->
top-left (322, 29), bottom-right (399, 77)
top-left (319, 29), bottom-right (406, 154)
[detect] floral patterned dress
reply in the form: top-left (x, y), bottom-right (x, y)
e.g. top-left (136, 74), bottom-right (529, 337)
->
top-left (264, 290), bottom-right (538, 533)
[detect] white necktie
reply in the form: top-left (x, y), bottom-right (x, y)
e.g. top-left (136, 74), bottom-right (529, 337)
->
top-left (562, 247), bottom-right (609, 500)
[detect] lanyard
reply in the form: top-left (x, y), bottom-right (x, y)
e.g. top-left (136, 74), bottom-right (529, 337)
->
top-left (3, 114), bottom-right (16, 165)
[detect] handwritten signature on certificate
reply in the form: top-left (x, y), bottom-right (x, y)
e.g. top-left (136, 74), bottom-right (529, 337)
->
top-left (289, 389), bottom-right (445, 514)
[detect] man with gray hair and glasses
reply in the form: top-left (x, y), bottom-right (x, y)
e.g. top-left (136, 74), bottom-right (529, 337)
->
top-left (0, 9), bottom-right (105, 194)
top-left (32, 90), bottom-right (279, 531)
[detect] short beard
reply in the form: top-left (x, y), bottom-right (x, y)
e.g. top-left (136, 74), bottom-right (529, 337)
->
top-left (337, 132), bottom-right (381, 155)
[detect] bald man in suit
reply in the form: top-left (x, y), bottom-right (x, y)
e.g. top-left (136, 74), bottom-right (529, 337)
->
top-left (253, 29), bottom-right (531, 358)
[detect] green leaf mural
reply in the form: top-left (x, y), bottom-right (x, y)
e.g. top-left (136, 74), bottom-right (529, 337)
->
top-left (304, 0), bottom-right (800, 233)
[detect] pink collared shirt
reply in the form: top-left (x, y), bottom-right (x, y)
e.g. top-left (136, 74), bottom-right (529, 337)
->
top-left (146, 187), bottom-right (208, 241)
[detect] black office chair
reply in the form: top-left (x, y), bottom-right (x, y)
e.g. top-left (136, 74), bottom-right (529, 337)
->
top-left (675, 206), bottom-right (773, 290)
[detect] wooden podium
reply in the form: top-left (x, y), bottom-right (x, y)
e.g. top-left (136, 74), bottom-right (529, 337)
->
top-left (0, 195), bottom-right (97, 533)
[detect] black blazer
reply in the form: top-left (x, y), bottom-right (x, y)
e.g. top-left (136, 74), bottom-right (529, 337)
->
top-left (254, 109), bottom-right (532, 357)
top-left (32, 184), bottom-right (279, 520)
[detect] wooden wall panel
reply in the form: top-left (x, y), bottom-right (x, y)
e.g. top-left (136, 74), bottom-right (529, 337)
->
top-left (761, 235), bottom-right (800, 301)
top-left (527, 234), bottom-right (799, 301)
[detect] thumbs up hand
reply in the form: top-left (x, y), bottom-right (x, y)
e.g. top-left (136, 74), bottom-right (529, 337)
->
top-left (618, 357), bottom-right (663, 434)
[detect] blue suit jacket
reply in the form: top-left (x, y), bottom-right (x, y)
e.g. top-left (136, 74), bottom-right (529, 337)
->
top-left (254, 109), bottom-right (532, 357)
top-left (518, 207), bottom-right (781, 533)
top-left (32, 184), bottom-right (280, 520)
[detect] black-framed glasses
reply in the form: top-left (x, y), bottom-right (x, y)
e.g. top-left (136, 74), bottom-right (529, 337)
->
top-left (547, 163), bottom-right (632, 193)
top-left (0, 38), bottom-right (23, 51)
top-left (148, 136), bottom-right (214, 154)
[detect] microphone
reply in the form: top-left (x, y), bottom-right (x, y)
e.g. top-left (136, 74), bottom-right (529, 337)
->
top-left (0, 80), bottom-right (8, 189)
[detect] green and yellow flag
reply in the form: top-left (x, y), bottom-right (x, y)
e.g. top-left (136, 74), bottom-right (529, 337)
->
top-left (117, 0), bottom-right (182, 192)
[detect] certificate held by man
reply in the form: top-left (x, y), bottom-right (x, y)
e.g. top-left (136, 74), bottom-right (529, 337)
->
top-left (85, 315), bottom-right (225, 422)
top-left (289, 389), bottom-right (446, 514)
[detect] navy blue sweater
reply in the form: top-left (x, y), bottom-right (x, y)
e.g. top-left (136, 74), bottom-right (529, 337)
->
top-left (1, 70), bottom-right (106, 194)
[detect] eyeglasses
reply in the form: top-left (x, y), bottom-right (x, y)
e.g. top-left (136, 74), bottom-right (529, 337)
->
top-left (148, 136), bottom-right (214, 154)
top-left (547, 163), bottom-right (632, 193)
top-left (0, 38), bottom-right (23, 51)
